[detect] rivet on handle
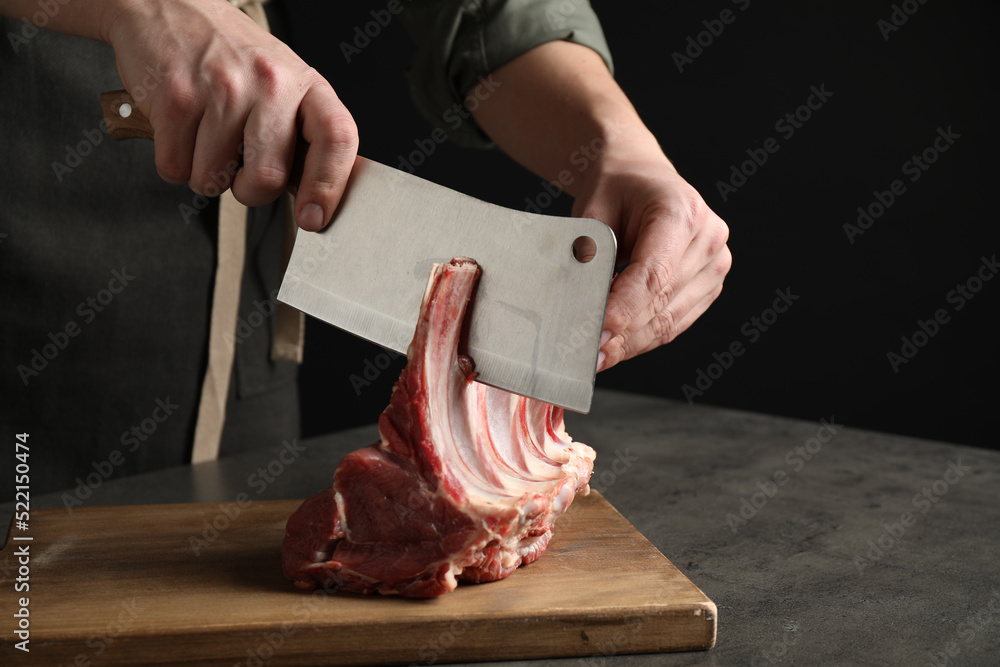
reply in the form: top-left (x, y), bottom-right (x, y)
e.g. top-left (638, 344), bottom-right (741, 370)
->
top-left (100, 90), bottom-right (154, 140)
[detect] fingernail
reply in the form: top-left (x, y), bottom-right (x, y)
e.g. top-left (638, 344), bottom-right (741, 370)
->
top-left (596, 351), bottom-right (606, 372)
top-left (600, 330), bottom-right (612, 346)
top-left (298, 203), bottom-right (325, 231)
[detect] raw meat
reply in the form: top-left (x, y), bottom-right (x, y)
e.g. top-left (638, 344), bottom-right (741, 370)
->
top-left (282, 257), bottom-right (595, 598)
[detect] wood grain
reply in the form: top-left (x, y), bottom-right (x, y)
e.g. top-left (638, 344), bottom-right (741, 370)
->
top-left (100, 90), bottom-right (154, 140)
top-left (0, 492), bottom-right (715, 666)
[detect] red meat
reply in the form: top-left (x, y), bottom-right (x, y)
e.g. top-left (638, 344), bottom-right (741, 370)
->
top-left (282, 258), bottom-right (595, 597)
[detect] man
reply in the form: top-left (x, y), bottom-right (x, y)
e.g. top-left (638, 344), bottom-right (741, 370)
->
top-left (0, 0), bottom-right (730, 497)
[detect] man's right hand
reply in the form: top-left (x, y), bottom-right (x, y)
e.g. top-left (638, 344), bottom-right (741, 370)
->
top-left (102, 0), bottom-right (357, 231)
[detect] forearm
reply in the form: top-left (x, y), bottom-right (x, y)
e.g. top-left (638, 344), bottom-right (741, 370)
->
top-left (470, 39), bottom-right (731, 370)
top-left (469, 40), bottom-right (668, 197)
top-left (0, 0), bottom-right (131, 43)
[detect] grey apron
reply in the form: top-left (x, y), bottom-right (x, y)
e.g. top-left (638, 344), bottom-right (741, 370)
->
top-left (0, 8), bottom-right (299, 501)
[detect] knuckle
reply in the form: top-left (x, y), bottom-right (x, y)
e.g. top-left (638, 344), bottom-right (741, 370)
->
top-left (717, 245), bottom-right (734, 276)
top-left (242, 162), bottom-right (288, 195)
top-left (157, 162), bottom-right (189, 185)
top-left (718, 218), bottom-right (731, 243)
top-left (607, 329), bottom-right (632, 360)
top-left (200, 61), bottom-right (242, 106)
top-left (187, 177), bottom-right (208, 195)
top-left (642, 188), bottom-right (705, 239)
top-left (214, 75), bottom-right (241, 107)
top-left (683, 187), bottom-right (708, 222)
top-left (642, 261), bottom-right (674, 303)
top-left (307, 174), bottom-right (343, 198)
top-left (706, 219), bottom-right (730, 255)
top-left (621, 337), bottom-right (641, 360)
top-left (158, 80), bottom-right (201, 120)
top-left (248, 50), bottom-right (284, 95)
top-left (155, 153), bottom-right (190, 184)
top-left (682, 192), bottom-right (710, 237)
top-left (646, 185), bottom-right (704, 236)
top-left (617, 328), bottom-right (648, 362)
top-left (317, 111), bottom-right (359, 152)
top-left (299, 66), bottom-right (329, 91)
top-left (189, 173), bottom-right (212, 195)
top-left (602, 298), bottom-right (631, 335)
top-left (651, 306), bottom-right (680, 344)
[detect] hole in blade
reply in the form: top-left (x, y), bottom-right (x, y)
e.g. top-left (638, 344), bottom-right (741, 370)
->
top-left (572, 236), bottom-right (597, 263)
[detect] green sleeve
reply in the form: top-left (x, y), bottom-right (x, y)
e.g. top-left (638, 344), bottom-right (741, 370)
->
top-left (398, 0), bottom-right (614, 148)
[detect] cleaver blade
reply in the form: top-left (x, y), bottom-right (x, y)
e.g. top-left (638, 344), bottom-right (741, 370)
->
top-left (97, 91), bottom-right (615, 411)
top-left (278, 157), bottom-right (616, 413)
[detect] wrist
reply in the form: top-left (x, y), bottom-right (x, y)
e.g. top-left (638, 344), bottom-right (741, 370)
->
top-left (0, 0), bottom-right (133, 43)
top-left (100, 0), bottom-right (150, 47)
top-left (570, 117), bottom-right (674, 196)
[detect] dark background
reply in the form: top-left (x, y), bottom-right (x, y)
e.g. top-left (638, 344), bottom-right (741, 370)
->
top-left (286, 0), bottom-right (998, 450)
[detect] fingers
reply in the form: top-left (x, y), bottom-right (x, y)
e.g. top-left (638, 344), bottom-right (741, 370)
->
top-left (148, 77), bottom-right (357, 227)
top-left (598, 214), bottom-right (699, 361)
top-left (189, 89), bottom-right (247, 196)
top-left (150, 79), bottom-right (357, 226)
top-left (637, 285), bottom-right (724, 356)
top-left (600, 205), bottom-right (731, 371)
top-left (604, 252), bottom-right (729, 368)
top-left (231, 103), bottom-right (298, 207)
top-left (111, 2), bottom-right (357, 224)
top-left (293, 83), bottom-right (359, 231)
top-left (149, 85), bottom-right (201, 185)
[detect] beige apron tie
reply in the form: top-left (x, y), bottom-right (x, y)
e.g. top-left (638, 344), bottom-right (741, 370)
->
top-left (191, 190), bottom-right (247, 463)
top-left (191, 0), bottom-right (304, 463)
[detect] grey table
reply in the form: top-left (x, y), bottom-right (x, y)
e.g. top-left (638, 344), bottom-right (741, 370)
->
top-left (4, 389), bottom-right (999, 666)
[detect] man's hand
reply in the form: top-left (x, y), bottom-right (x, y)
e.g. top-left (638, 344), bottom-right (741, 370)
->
top-left (0, 0), bottom-right (357, 229)
top-left (571, 146), bottom-right (731, 371)
top-left (470, 40), bottom-right (731, 371)
top-left (104, 0), bottom-right (357, 230)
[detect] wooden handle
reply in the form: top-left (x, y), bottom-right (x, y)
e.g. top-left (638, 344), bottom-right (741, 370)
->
top-left (100, 90), bottom-right (154, 140)
top-left (100, 89), bottom-right (308, 188)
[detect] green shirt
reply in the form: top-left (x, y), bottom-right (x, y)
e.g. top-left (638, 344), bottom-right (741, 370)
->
top-left (401, 0), bottom-right (614, 147)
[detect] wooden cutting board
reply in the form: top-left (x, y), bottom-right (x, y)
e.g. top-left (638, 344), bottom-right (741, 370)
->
top-left (0, 492), bottom-right (715, 666)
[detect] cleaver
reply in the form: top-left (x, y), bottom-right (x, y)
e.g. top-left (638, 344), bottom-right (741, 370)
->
top-left (101, 91), bottom-right (616, 413)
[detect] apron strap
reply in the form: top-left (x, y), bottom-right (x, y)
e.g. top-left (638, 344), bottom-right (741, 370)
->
top-left (191, 189), bottom-right (248, 463)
